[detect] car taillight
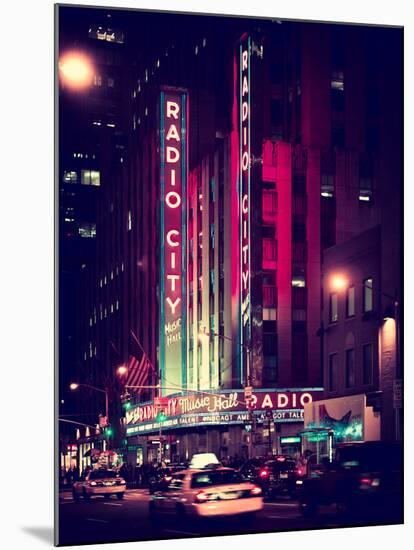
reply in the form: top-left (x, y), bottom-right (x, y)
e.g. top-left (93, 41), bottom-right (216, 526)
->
top-left (119, 479), bottom-right (126, 485)
top-left (250, 486), bottom-right (262, 496)
top-left (360, 477), bottom-right (380, 488)
top-left (259, 469), bottom-right (269, 478)
top-left (296, 468), bottom-right (305, 477)
top-left (195, 490), bottom-right (209, 503)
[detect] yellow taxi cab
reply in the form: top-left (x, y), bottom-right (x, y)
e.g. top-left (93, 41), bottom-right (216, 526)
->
top-left (72, 468), bottom-right (126, 501)
top-left (149, 465), bottom-right (263, 521)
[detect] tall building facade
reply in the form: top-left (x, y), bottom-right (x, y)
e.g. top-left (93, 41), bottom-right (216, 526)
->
top-left (58, 7), bottom-right (402, 465)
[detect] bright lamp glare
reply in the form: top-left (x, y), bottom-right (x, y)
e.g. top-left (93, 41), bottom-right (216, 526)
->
top-left (70, 383), bottom-right (79, 390)
top-left (331, 274), bottom-right (348, 291)
top-left (117, 366), bottom-right (128, 376)
top-left (59, 52), bottom-right (94, 89)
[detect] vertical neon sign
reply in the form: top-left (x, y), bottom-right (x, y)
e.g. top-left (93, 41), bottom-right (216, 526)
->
top-left (160, 89), bottom-right (187, 395)
top-left (239, 36), bottom-right (251, 385)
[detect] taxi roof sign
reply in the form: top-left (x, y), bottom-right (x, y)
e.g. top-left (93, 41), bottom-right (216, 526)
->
top-left (189, 453), bottom-right (221, 469)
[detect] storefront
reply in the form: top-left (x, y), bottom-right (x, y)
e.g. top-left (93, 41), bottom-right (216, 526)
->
top-left (125, 388), bottom-right (323, 464)
top-left (301, 393), bottom-right (381, 461)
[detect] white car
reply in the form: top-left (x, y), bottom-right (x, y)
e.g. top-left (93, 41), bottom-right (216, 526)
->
top-left (149, 466), bottom-right (263, 520)
top-left (72, 469), bottom-right (126, 500)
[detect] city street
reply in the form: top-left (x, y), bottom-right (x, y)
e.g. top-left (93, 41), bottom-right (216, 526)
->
top-left (58, 488), bottom-right (400, 546)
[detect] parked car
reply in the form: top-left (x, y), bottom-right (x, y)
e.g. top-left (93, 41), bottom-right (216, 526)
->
top-left (240, 456), bottom-right (299, 498)
top-left (72, 469), bottom-right (126, 500)
top-left (298, 441), bottom-right (403, 520)
top-left (149, 466), bottom-right (263, 521)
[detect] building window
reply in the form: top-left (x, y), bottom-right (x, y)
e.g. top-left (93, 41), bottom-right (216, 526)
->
top-left (263, 238), bottom-right (277, 261)
top-left (359, 177), bottom-right (373, 202)
top-left (363, 343), bottom-right (373, 385)
top-left (63, 170), bottom-right (78, 184)
top-left (321, 173), bottom-right (335, 198)
top-left (81, 170), bottom-right (101, 186)
top-left (292, 269), bottom-right (306, 288)
top-left (346, 286), bottom-right (355, 317)
top-left (345, 349), bottom-right (355, 388)
top-left (329, 353), bottom-right (338, 391)
top-left (329, 293), bottom-right (338, 323)
top-left (93, 74), bottom-right (102, 87)
top-left (262, 190), bottom-right (277, 219)
top-left (263, 308), bottom-right (277, 321)
top-left (127, 211), bottom-right (132, 231)
top-left (78, 223), bottom-right (96, 238)
top-left (263, 285), bottom-right (276, 307)
top-left (363, 277), bottom-right (373, 312)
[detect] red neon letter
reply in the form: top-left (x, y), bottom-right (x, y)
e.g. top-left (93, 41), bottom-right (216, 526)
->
top-left (165, 191), bottom-right (181, 208)
top-left (166, 101), bottom-right (179, 119)
top-left (166, 124), bottom-right (180, 141)
top-left (166, 146), bottom-right (180, 163)
top-left (166, 229), bottom-right (180, 247)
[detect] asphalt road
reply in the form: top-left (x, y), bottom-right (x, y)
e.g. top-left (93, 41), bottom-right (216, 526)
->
top-left (58, 488), bottom-right (401, 546)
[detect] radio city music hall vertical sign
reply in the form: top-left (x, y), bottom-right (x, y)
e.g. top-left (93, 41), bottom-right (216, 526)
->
top-left (160, 89), bottom-right (188, 395)
top-left (239, 36), bottom-right (251, 384)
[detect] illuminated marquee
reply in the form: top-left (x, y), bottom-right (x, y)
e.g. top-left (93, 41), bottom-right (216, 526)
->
top-left (239, 36), bottom-right (251, 384)
top-left (125, 388), bottom-right (323, 435)
top-left (160, 89), bottom-right (188, 394)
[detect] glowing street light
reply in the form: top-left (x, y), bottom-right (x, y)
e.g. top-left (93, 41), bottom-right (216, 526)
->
top-left (116, 365), bottom-right (128, 377)
top-left (69, 383), bottom-right (79, 390)
top-left (59, 51), bottom-right (94, 90)
top-left (330, 273), bottom-right (348, 292)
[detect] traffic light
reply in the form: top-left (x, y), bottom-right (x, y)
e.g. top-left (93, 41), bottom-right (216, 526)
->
top-left (121, 392), bottom-right (132, 411)
top-left (104, 425), bottom-right (113, 437)
top-left (156, 409), bottom-right (167, 423)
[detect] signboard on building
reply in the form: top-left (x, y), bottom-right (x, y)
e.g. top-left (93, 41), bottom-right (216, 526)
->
top-left (160, 88), bottom-right (188, 394)
top-left (304, 394), bottom-right (381, 442)
top-left (393, 379), bottom-right (402, 409)
top-left (239, 35), bottom-right (251, 385)
top-left (125, 388), bottom-right (322, 435)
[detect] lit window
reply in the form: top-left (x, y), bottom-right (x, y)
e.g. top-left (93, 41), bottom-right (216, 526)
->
top-left (363, 278), bottom-right (373, 312)
top-left (63, 171), bottom-right (77, 184)
top-left (363, 343), bottom-right (373, 385)
top-left (78, 223), bottom-right (96, 238)
top-left (107, 122), bottom-right (116, 128)
top-left (346, 286), bottom-right (355, 317)
top-left (121, 262), bottom-right (124, 271)
top-left (263, 308), bottom-right (277, 320)
top-left (104, 276), bottom-right (107, 285)
top-left (346, 349), bottom-right (355, 387)
top-left (81, 170), bottom-right (100, 186)
top-left (329, 293), bottom-right (338, 323)
top-left (116, 300), bottom-right (119, 310)
top-left (145, 107), bottom-right (148, 116)
top-left (321, 174), bottom-right (335, 198)
top-left (359, 177), bottom-right (373, 202)
top-left (195, 45), bottom-right (199, 55)
top-left (156, 59), bottom-right (160, 68)
top-left (292, 274), bottom-right (306, 288)
top-left (92, 120), bottom-right (102, 126)
top-left (331, 70), bottom-right (344, 90)
top-left (329, 353), bottom-right (338, 391)
top-left (202, 38), bottom-right (207, 47)
top-left (89, 317), bottom-right (92, 327)
top-left (99, 278), bottom-right (102, 288)
top-left (127, 211), bottom-right (132, 231)
top-left (93, 74), bottom-right (102, 86)
top-left (145, 69), bottom-right (148, 82)
top-left (64, 217), bottom-right (74, 223)
top-left (110, 304), bottom-right (114, 313)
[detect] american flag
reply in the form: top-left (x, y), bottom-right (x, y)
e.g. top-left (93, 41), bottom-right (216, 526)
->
top-left (126, 352), bottom-right (151, 392)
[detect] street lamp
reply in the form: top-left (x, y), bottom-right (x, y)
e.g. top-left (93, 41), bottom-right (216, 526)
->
top-left (116, 365), bottom-right (128, 377)
top-left (59, 50), bottom-right (94, 90)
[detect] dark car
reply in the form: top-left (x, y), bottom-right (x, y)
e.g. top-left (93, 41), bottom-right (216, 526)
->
top-left (148, 464), bottom-right (187, 494)
top-left (240, 456), bottom-right (298, 498)
top-left (298, 441), bottom-right (403, 520)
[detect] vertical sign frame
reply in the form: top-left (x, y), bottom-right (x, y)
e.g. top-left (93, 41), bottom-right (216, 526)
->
top-left (239, 36), bottom-right (252, 386)
top-left (160, 88), bottom-right (188, 395)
